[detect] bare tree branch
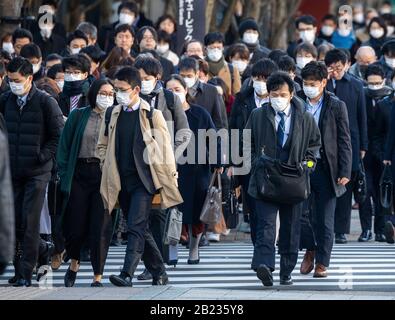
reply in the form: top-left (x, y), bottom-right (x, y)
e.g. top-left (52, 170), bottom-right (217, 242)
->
top-left (218, 0), bottom-right (238, 34)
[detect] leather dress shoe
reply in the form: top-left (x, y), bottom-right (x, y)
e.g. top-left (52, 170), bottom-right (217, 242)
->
top-left (358, 230), bottom-right (372, 242)
top-left (313, 264), bottom-right (327, 278)
top-left (375, 233), bottom-right (387, 242)
top-left (335, 233), bottom-right (347, 244)
top-left (187, 258), bottom-right (200, 265)
top-left (384, 221), bottom-right (395, 244)
top-left (152, 273), bottom-right (169, 285)
top-left (137, 269), bottom-right (152, 281)
top-left (167, 260), bottom-right (178, 267)
top-left (64, 267), bottom-right (77, 287)
top-left (256, 264), bottom-right (273, 287)
top-left (280, 275), bottom-right (293, 285)
top-left (91, 281), bottom-right (103, 287)
top-left (300, 250), bottom-right (315, 275)
top-left (8, 275), bottom-right (19, 284)
top-left (109, 272), bottom-right (133, 287)
top-left (13, 278), bottom-right (32, 287)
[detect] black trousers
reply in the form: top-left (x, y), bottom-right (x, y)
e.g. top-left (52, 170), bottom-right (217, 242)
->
top-left (148, 208), bottom-right (167, 260)
top-left (358, 154), bottom-right (385, 234)
top-left (63, 162), bottom-right (112, 275)
top-left (301, 162), bottom-right (337, 267)
top-left (13, 172), bottom-right (51, 280)
top-left (50, 214), bottom-right (65, 255)
top-left (334, 171), bottom-right (357, 234)
top-left (242, 174), bottom-right (257, 244)
top-left (252, 198), bottom-right (302, 277)
top-left (119, 187), bottom-right (165, 278)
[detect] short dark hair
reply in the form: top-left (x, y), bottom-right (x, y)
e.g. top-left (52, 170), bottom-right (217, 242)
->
top-left (80, 45), bottom-right (103, 64)
top-left (0, 61), bottom-right (6, 77)
top-left (114, 66), bottom-right (141, 88)
top-left (268, 49), bottom-right (287, 65)
top-left (117, 1), bottom-right (139, 15)
top-left (321, 14), bottom-right (337, 24)
top-left (45, 53), bottom-right (62, 63)
top-left (251, 58), bottom-right (279, 79)
top-left (204, 32), bottom-right (225, 46)
top-left (324, 48), bottom-right (348, 66)
top-left (114, 23), bottom-right (136, 38)
top-left (157, 30), bottom-right (172, 44)
top-left (365, 63), bottom-right (385, 80)
top-left (278, 56), bottom-right (297, 73)
top-left (137, 26), bottom-right (158, 44)
top-left (155, 14), bottom-right (177, 32)
top-left (12, 28), bottom-right (33, 44)
top-left (62, 54), bottom-right (91, 73)
top-left (76, 22), bottom-right (98, 41)
top-left (227, 43), bottom-right (250, 60)
top-left (301, 61), bottom-right (328, 81)
top-left (295, 42), bottom-right (318, 58)
top-left (368, 17), bottom-right (388, 37)
top-left (7, 56), bottom-right (33, 76)
top-left (67, 29), bottom-right (88, 46)
top-left (41, 0), bottom-right (57, 8)
top-left (295, 15), bottom-right (317, 28)
top-left (339, 48), bottom-right (351, 62)
top-left (382, 40), bottom-right (395, 56)
top-left (267, 71), bottom-right (294, 93)
top-left (178, 57), bottom-right (199, 72)
top-left (20, 43), bottom-right (42, 60)
top-left (134, 56), bottom-right (162, 77)
top-left (165, 74), bottom-right (187, 89)
top-left (47, 63), bottom-right (63, 80)
top-left (88, 79), bottom-right (113, 109)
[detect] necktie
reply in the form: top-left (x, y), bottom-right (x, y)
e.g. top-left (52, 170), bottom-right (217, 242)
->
top-left (17, 97), bottom-right (24, 112)
top-left (70, 95), bottom-right (80, 111)
top-left (277, 111), bottom-right (286, 148)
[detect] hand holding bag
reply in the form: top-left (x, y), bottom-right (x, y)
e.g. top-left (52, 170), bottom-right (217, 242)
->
top-left (200, 169), bottom-right (222, 224)
top-left (380, 164), bottom-right (393, 215)
top-left (353, 159), bottom-right (367, 204)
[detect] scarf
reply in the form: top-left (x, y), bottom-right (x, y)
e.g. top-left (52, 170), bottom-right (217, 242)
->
top-left (62, 79), bottom-right (90, 97)
top-left (140, 81), bottom-right (163, 105)
top-left (366, 86), bottom-right (393, 100)
top-left (207, 56), bottom-right (226, 77)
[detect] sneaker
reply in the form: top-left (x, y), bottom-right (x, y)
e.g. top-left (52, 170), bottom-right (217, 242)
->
top-left (358, 230), bottom-right (372, 242)
top-left (221, 229), bottom-right (231, 236)
top-left (207, 232), bottom-right (220, 242)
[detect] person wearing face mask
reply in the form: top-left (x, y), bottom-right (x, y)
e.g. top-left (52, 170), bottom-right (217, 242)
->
top-left (47, 63), bottom-right (65, 93)
top-left (97, 67), bottom-right (180, 287)
top-left (294, 42), bottom-right (318, 78)
top-left (287, 15), bottom-right (325, 59)
top-left (58, 54), bottom-right (91, 117)
top-left (165, 74), bottom-right (222, 264)
top-left (1, 34), bottom-right (15, 56)
top-left (378, 39), bottom-right (395, 81)
top-left (238, 19), bottom-right (270, 64)
top-left (98, 2), bottom-right (153, 54)
top-left (179, 57), bottom-right (227, 130)
top-left (0, 57), bottom-right (64, 287)
top-left (363, 17), bottom-right (389, 57)
top-left (244, 72), bottom-right (321, 286)
top-left (32, 12), bottom-right (66, 60)
top-left (20, 44), bottom-right (45, 82)
top-left (62, 30), bottom-right (88, 57)
top-left (278, 55), bottom-right (302, 93)
top-left (56, 79), bottom-right (115, 287)
top-left (318, 14), bottom-right (337, 43)
top-left (204, 32), bottom-right (241, 96)
top-left (355, 64), bottom-right (392, 243)
top-left (228, 59), bottom-right (279, 241)
top-left (325, 49), bottom-right (368, 245)
top-left (297, 61), bottom-right (352, 278)
top-left (353, 4), bottom-right (366, 31)
top-left (331, 21), bottom-right (357, 50)
top-left (156, 30), bottom-right (179, 67)
top-left (155, 14), bottom-right (178, 53)
top-left (349, 46), bottom-right (377, 82)
top-left (227, 43), bottom-right (251, 83)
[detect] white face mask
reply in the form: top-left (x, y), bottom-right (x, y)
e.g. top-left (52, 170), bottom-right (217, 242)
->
top-left (253, 80), bottom-right (267, 96)
top-left (270, 97), bottom-right (290, 112)
top-left (96, 94), bottom-right (114, 110)
top-left (56, 80), bottom-right (64, 91)
top-left (243, 32), bottom-right (259, 45)
top-left (385, 56), bottom-right (395, 69)
top-left (232, 60), bottom-right (248, 74)
top-left (207, 48), bottom-right (223, 62)
top-left (70, 47), bottom-right (81, 55)
top-left (303, 85), bottom-right (320, 99)
top-left (9, 79), bottom-right (28, 96)
top-left (174, 92), bottom-right (186, 104)
top-left (296, 57), bottom-right (313, 69)
top-left (354, 13), bottom-right (364, 24)
top-left (119, 13), bottom-right (135, 25)
top-left (141, 79), bottom-right (156, 95)
top-left (2, 42), bottom-right (14, 55)
top-left (64, 73), bottom-right (83, 82)
top-left (156, 43), bottom-right (170, 54)
top-left (388, 26), bottom-right (395, 36)
top-left (370, 29), bottom-right (385, 39)
top-left (40, 27), bottom-right (53, 39)
top-left (116, 91), bottom-right (132, 106)
top-left (299, 30), bottom-right (315, 43)
top-left (183, 77), bottom-right (197, 89)
top-left (321, 25), bottom-right (335, 37)
top-left (368, 82), bottom-right (384, 91)
top-left (338, 27), bottom-right (351, 37)
top-left (32, 63), bottom-right (41, 75)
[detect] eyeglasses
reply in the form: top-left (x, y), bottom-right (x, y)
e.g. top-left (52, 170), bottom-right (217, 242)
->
top-left (114, 87), bottom-right (132, 93)
top-left (64, 70), bottom-right (82, 76)
top-left (328, 64), bottom-right (345, 72)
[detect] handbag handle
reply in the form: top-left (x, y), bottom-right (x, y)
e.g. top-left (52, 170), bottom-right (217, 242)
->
top-left (217, 169), bottom-right (222, 191)
top-left (208, 169), bottom-right (218, 189)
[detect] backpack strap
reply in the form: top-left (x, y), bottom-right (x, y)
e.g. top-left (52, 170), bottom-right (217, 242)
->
top-left (104, 106), bottom-right (115, 137)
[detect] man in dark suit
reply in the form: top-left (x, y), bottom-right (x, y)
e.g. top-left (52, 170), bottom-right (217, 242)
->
top-left (244, 72), bottom-right (321, 286)
top-left (179, 57), bottom-right (227, 129)
top-left (325, 49), bottom-right (368, 244)
top-left (298, 61), bottom-right (352, 278)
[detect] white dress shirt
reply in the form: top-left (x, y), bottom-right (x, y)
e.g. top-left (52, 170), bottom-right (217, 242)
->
top-left (254, 91), bottom-right (270, 109)
top-left (123, 98), bottom-right (141, 112)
